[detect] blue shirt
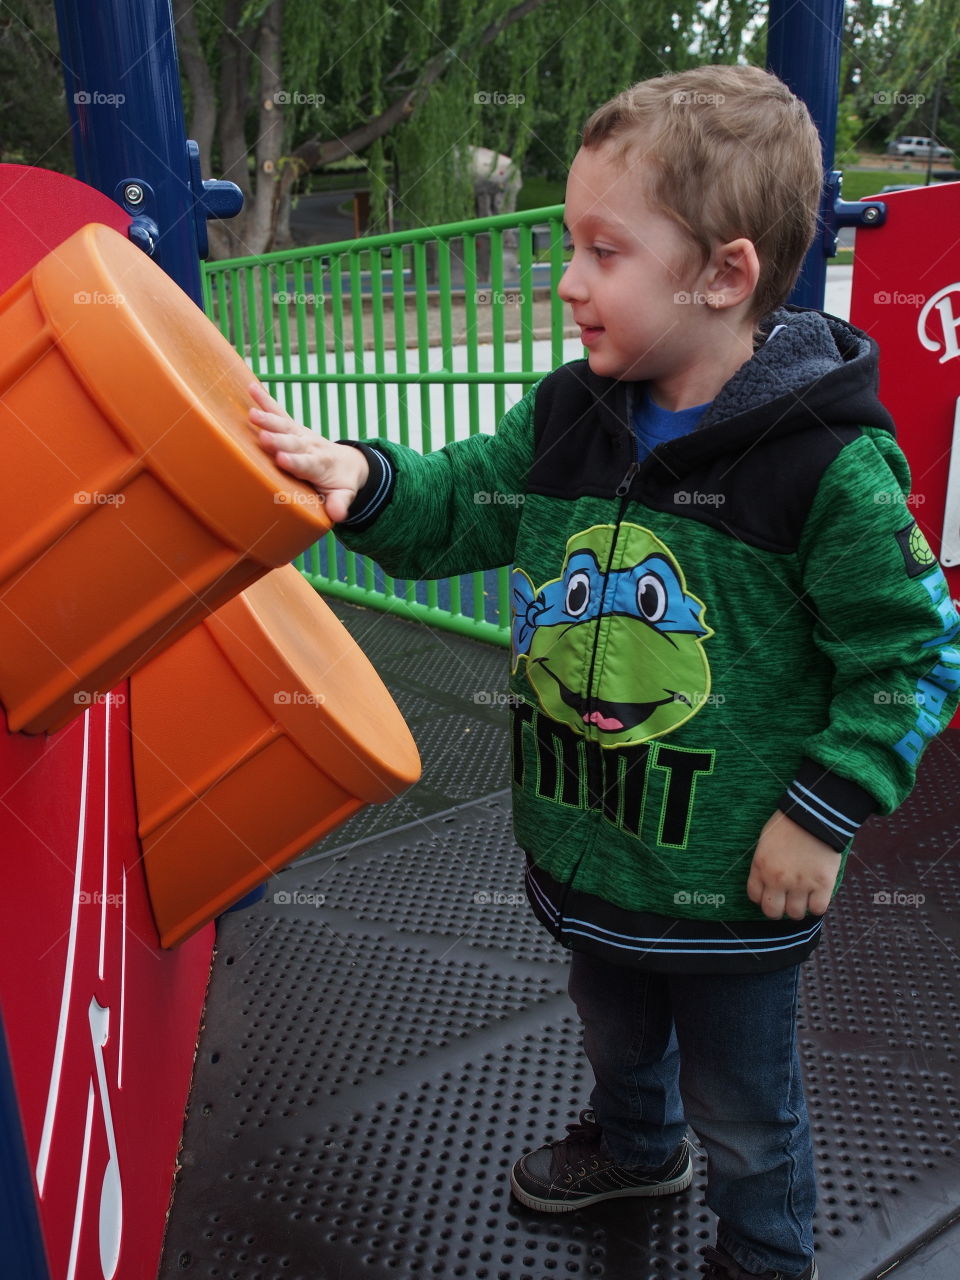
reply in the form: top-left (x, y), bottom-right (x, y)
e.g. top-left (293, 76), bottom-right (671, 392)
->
top-left (632, 387), bottom-right (711, 461)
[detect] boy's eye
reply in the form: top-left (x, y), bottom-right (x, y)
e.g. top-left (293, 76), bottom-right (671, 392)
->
top-left (590, 246), bottom-right (613, 260)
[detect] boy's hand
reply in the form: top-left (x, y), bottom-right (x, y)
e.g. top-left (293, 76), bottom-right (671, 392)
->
top-left (747, 810), bottom-right (842, 920)
top-left (248, 382), bottom-right (369, 523)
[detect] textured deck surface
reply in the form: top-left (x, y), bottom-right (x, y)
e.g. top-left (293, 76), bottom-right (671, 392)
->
top-left (160, 600), bottom-right (960, 1280)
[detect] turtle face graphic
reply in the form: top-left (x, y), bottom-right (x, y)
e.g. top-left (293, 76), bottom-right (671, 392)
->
top-left (512, 524), bottom-right (713, 746)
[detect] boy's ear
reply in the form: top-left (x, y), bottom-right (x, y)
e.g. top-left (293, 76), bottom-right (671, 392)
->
top-left (703, 238), bottom-right (760, 310)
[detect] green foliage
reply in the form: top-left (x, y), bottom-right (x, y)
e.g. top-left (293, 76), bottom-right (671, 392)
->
top-left (834, 96), bottom-right (863, 165)
top-left (6, 0), bottom-right (957, 245)
top-left (840, 0), bottom-right (960, 153)
top-left (0, 0), bottom-right (74, 172)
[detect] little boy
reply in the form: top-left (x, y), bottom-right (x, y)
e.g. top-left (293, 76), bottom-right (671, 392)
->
top-left (249, 64), bottom-right (960, 1280)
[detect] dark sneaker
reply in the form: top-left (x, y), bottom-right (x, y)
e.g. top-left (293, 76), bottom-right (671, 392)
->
top-left (510, 1108), bottom-right (692, 1213)
top-left (702, 1244), bottom-right (819, 1280)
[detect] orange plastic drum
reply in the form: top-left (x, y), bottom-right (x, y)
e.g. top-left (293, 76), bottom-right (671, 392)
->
top-left (0, 222), bottom-right (331, 734)
top-left (130, 564), bottom-right (421, 948)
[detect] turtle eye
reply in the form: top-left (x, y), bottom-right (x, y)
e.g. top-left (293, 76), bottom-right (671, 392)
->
top-left (565, 570), bottom-right (591, 617)
top-left (637, 572), bottom-right (667, 622)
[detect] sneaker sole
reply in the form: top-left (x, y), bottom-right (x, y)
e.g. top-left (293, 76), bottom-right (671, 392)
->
top-left (509, 1153), bottom-right (693, 1214)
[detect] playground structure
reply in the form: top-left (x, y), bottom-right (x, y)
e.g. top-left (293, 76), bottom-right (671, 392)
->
top-left (0, 2), bottom-right (959, 1279)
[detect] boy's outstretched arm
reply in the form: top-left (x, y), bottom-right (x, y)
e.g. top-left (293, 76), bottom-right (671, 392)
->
top-left (747, 812), bottom-right (842, 921)
top-left (249, 382), bottom-right (368, 523)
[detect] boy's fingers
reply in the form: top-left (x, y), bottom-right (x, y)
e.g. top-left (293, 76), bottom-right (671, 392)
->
top-left (783, 889), bottom-right (810, 920)
top-left (746, 867), bottom-right (762, 904)
top-left (259, 428), bottom-right (308, 454)
top-left (248, 380), bottom-right (283, 414)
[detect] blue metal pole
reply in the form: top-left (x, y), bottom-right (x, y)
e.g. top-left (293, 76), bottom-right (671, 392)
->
top-left (767, 0), bottom-right (846, 309)
top-left (53, 0), bottom-right (241, 305)
top-left (0, 1014), bottom-right (51, 1280)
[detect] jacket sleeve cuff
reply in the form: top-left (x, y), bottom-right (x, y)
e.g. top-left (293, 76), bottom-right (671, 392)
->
top-left (777, 757), bottom-right (877, 851)
top-left (339, 443), bottom-right (396, 530)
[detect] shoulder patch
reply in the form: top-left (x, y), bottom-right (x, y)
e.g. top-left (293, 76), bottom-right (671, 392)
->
top-left (894, 520), bottom-right (937, 578)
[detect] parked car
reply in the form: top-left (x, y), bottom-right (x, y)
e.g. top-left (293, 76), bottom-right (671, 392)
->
top-left (886, 135), bottom-right (953, 159)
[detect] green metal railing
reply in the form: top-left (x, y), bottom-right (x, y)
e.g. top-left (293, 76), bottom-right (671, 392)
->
top-left (201, 204), bottom-right (569, 645)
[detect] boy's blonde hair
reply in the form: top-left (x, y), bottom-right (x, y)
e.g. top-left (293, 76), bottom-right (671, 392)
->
top-left (581, 65), bottom-right (823, 319)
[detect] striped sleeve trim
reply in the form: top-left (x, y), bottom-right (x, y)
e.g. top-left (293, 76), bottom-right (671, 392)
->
top-left (339, 444), bottom-right (395, 530)
top-left (777, 757), bottom-right (877, 851)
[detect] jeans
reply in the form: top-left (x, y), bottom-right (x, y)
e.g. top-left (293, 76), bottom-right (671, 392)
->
top-left (568, 952), bottom-right (816, 1276)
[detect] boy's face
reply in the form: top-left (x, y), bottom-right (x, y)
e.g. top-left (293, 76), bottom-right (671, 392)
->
top-left (558, 144), bottom-right (710, 385)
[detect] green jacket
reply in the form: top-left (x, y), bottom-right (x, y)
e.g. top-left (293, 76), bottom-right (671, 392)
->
top-left (339, 308), bottom-right (960, 972)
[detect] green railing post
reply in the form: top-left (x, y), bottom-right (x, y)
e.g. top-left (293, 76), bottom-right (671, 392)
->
top-left (203, 205), bottom-right (570, 647)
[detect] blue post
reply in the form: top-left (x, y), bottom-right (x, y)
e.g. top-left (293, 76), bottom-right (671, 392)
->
top-left (767, 0), bottom-right (844, 308)
top-left (0, 1015), bottom-right (50, 1280)
top-left (767, 0), bottom-right (884, 309)
top-left (53, 0), bottom-right (241, 305)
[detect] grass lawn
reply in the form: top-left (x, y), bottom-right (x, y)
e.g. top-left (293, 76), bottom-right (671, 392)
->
top-left (516, 169), bottom-right (930, 215)
top-left (839, 169), bottom-right (926, 201)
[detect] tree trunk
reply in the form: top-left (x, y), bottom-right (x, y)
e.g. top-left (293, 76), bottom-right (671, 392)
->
top-left (218, 0), bottom-right (253, 200)
top-left (274, 187), bottom-right (294, 249)
top-left (245, 0), bottom-right (285, 255)
top-left (172, 0), bottom-right (215, 175)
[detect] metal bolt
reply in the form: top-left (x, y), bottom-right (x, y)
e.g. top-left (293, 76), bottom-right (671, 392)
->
top-left (862, 206), bottom-right (881, 224)
top-left (123, 183), bottom-right (145, 206)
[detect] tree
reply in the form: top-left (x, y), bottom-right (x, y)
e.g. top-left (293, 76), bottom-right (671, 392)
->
top-left (175, 0), bottom-right (770, 260)
top-left (838, 0), bottom-right (960, 156)
top-left (0, 1), bottom-right (73, 173)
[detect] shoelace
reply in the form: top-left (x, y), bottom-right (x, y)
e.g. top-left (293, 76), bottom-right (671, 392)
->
top-left (547, 1109), bottom-right (606, 1178)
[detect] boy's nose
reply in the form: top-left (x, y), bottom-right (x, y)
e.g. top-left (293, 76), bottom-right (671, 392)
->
top-left (557, 256), bottom-right (586, 304)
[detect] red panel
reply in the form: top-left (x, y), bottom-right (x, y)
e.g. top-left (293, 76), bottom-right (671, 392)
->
top-left (0, 167), bottom-right (214, 1279)
top-left (0, 164), bottom-right (129, 292)
top-left (0, 694), bottom-right (214, 1280)
top-left (850, 181), bottom-right (960, 727)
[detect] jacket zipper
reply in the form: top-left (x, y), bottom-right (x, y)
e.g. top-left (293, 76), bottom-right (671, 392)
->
top-left (616, 460), bottom-right (640, 496)
top-left (557, 432), bottom-right (640, 936)
top-left (581, 457), bottom-right (638, 796)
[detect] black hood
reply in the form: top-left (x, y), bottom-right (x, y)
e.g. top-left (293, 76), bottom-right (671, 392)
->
top-left (585, 306), bottom-right (895, 467)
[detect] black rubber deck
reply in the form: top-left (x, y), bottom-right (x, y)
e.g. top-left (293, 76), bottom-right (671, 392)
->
top-left (159, 601), bottom-right (960, 1280)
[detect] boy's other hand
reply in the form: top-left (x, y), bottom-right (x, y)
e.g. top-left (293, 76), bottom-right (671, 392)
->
top-left (248, 382), bottom-right (369, 523)
top-left (747, 811), bottom-right (842, 921)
